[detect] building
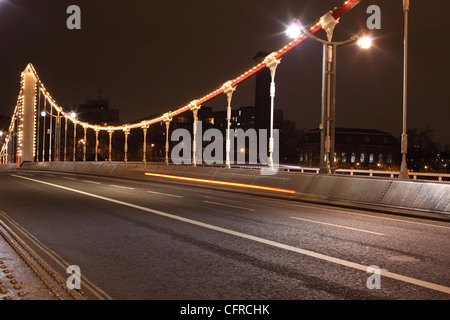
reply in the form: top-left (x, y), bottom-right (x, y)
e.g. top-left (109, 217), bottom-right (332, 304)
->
top-left (75, 98), bottom-right (119, 126)
top-left (150, 105), bottom-right (282, 136)
top-left (299, 128), bottom-right (401, 170)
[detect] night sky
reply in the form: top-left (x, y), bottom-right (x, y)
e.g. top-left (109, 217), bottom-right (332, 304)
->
top-left (0, 0), bottom-right (449, 146)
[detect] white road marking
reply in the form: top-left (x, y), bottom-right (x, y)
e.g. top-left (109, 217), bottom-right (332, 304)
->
top-left (291, 202), bottom-right (450, 230)
top-left (10, 174), bottom-right (450, 296)
top-left (203, 200), bottom-right (256, 212)
top-left (291, 216), bottom-right (385, 236)
top-left (146, 190), bottom-right (183, 198)
top-left (47, 173), bottom-right (450, 230)
top-left (84, 180), bottom-right (101, 185)
top-left (109, 184), bottom-right (134, 190)
top-left (143, 179), bottom-right (450, 230)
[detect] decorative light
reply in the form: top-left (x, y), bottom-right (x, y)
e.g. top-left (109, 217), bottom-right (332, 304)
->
top-left (357, 36), bottom-right (372, 49)
top-left (286, 23), bottom-right (302, 39)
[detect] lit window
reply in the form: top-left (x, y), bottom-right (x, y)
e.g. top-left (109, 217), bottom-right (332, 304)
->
top-left (369, 154), bottom-right (374, 164)
top-left (351, 153), bottom-right (356, 163)
top-left (360, 153), bottom-right (365, 163)
top-left (342, 153), bottom-right (347, 163)
top-left (379, 154), bottom-right (383, 164)
top-left (387, 154), bottom-right (392, 164)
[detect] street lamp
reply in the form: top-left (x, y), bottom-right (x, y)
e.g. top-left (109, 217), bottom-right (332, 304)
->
top-left (287, 14), bottom-right (371, 174)
top-left (357, 36), bottom-right (373, 49)
top-left (40, 109), bottom-right (65, 162)
top-left (398, 0), bottom-right (410, 179)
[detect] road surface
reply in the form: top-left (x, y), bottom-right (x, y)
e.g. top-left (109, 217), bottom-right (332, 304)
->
top-left (0, 170), bottom-right (449, 301)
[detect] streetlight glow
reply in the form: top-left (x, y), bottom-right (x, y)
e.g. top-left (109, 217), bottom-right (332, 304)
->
top-left (41, 111), bottom-right (46, 117)
top-left (357, 36), bottom-right (372, 49)
top-left (286, 23), bottom-right (302, 39)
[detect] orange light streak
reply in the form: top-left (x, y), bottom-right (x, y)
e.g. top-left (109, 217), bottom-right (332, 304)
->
top-left (144, 172), bottom-right (296, 194)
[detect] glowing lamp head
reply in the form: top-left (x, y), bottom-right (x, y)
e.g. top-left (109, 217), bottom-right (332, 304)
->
top-left (358, 36), bottom-right (372, 49)
top-left (286, 23), bottom-right (302, 39)
top-left (69, 112), bottom-right (77, 118)
top-left (41, 111), bottom-right (46, 117)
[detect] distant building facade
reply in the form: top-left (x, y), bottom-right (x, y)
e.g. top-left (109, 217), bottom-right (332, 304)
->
top-left (153, 105), bottom-right (283, 135)
top-left (299, 128), bottom-right (401, 170)
top-left (76, 99), bottom-right (119, 126)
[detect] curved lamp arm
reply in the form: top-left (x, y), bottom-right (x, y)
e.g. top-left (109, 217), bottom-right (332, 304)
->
top-left (292, 18), bottom-right (362, 46)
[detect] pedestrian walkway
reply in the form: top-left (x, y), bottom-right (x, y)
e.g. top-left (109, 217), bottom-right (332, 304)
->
top-left (0, 218), bottom-right (85, 300)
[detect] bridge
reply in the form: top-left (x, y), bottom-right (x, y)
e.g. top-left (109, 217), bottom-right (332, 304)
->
top-left (1, 1), bottom-right (363, 169)
top-left (0, 0), bottom-right (449, 304)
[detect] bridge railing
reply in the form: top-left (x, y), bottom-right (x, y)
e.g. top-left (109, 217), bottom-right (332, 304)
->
top-left (193, 163), bottom-right (450, 183)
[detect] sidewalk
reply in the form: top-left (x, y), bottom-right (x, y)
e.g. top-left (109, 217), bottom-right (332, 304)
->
top-left (0, 219), bottom-right (85, 300)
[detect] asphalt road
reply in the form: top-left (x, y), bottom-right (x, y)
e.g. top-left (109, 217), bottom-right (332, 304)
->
top-left (0, 170), bottom-right (449, 301)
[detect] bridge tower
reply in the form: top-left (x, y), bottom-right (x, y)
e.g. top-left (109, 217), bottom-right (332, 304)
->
top-left (19, 64), bottom-right (38, 163)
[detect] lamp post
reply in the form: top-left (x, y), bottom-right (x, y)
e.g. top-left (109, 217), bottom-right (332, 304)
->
top-left (163, 113), bottom-right (171, 165)
top-left (398, 0), bottom-right (410, 179)
top-left (0, 131), bottom-right (3, 164)
top-left (287, 14), bottom-right (371, 174)
top-left (40, 109), bottom-right (65, 162)
top-left (222, 81), bottom-right (235, 169)
top-left (65, 113), bottom-right (77, 162)
top-left (264, 53), bottom-right (281, 171)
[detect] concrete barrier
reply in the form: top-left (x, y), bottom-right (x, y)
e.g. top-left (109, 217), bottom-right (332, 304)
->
top-left (12, 162), bottom-right (450, 215)
top-left (0, 164), bottom-right (19, 171)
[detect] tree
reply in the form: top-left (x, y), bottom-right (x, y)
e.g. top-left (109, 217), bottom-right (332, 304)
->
top-left (407, 126), bottom-right (440, 172)
top-left (279, 119), bottom-right (304, 164)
